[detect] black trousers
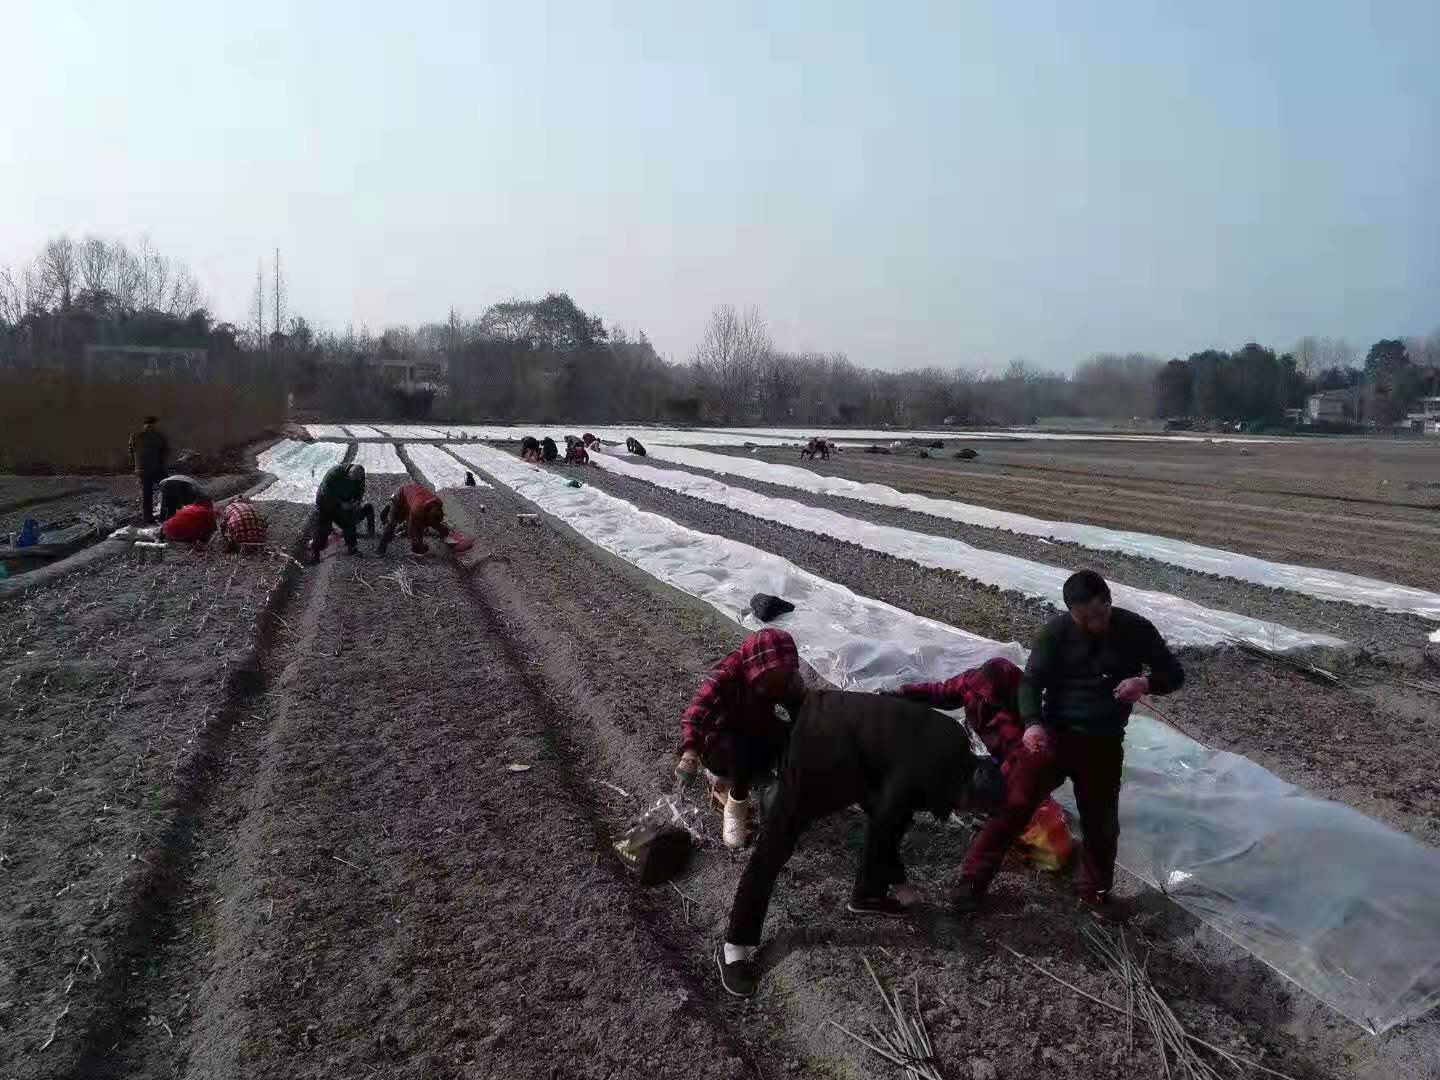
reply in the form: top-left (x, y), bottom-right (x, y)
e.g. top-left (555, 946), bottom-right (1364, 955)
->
top-left (139, 472), bottom-right (162, 524)
top-left (313, 500), bottom-right (375, 553)
top-left (724, 720), bottom-right (910, 947)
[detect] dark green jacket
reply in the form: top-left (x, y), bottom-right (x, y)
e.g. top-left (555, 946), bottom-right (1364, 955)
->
top-left (1019, 608), bottom-right (1184, 737)
top-left (317, 463), bottom-right (365, 507)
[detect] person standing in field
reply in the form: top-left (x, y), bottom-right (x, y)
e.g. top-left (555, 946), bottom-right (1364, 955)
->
top-left (953, 570), bottom-right (1184, 921)
top-left (128, 416), bottom-right (169, 524)
top-left (310, 462), bottom-right (373, 562)
top-left (675, 629), bottom-right (803, 850)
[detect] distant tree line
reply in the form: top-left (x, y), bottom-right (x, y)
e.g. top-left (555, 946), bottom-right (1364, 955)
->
top-left (5, 234), bottom-right (1437, 428)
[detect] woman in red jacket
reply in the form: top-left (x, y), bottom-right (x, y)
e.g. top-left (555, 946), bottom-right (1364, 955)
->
top-left (377, 483), bottom-right (450, 554)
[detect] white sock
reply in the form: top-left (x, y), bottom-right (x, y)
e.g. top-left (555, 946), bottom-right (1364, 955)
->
top-left (727, 795), bottom-right (748, 808)
top-left (724, 943), bottom-right (755, 964)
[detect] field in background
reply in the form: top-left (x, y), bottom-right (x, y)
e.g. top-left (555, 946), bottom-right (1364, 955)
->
top-left (0, 374), bottom-right (285, 472)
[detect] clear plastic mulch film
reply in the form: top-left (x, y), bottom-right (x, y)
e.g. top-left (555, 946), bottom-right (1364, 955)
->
top-left (254, 439), bottom-right (347, 503)
top-left (443, 444), bottom-right (1440, 1034)
top-left (643, 444), bottom-right (1440, 623)
top-left (404, 443), bottom-right (493, 489)
top-left (349, 441), bottom-right (405, 474)
top-left (588, 449), bottom-right (1343, 653)
top-left (442, 444), bottom-right (1023, 689)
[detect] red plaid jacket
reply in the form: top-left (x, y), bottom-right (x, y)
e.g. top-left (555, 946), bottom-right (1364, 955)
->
top-left (899, 657), bottom-right (1025, 772)
top-left (679, 630), bottom-right (798, 754)
top-left (221, 501), bottom-right (268, 544)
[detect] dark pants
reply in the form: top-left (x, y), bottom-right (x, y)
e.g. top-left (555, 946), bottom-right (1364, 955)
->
top-left (724, 723), bottom-right (908, 947)
top-left (701, 726), bottom-right (787, 801)
top-left (962, 730), bottom-right (1123, 900)
top-left (139, 472), bottom-right (162, 524)
top-left (313, 500), bottom-right (375, 554)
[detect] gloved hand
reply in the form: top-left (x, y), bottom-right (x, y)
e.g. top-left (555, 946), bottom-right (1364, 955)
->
top-left (675, 749), bottom-right (700, 781)
top-left (1021, 724), bottom-right (1055, 756)
top-left (1113, 676), bottom-right (1150, 704)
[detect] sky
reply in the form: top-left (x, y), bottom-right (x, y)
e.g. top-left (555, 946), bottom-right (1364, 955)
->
top-left (3, 1), bottom-right (1436, 371)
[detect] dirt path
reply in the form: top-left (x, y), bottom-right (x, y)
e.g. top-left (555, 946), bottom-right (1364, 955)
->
top-left (0, 504), bottom-right (309, 1079)
top-left (729, 443), bottom-right (1440, 591)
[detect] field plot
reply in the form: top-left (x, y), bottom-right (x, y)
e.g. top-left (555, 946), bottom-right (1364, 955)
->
top-left (3, 433), bottom-right (1438, 1079)
top-left (727, 438), bottom-right (1440, 592)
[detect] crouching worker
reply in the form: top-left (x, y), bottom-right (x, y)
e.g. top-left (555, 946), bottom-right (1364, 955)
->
top-left (161, 500), bottom-right (217, 544)
top-left (895, 656), bottom-right (1075, 871)
top-left (716, 691), bottom-right (1005, 997)
top-left (565, 441), bottom-right (589, 465)
top-left (219, 497), bottom-right (268, 551)
top-left (954, 570), bottom-right (1184, 921)
top-left (520, 436), bottom-right (543, 463)
top-left (311, 462), bottom-right (374, 562)
top-left (158, 474), bottom-right (211, 522)
top-left (676, 630), bottom-right (803, 851)
top-left (377, 483), bottom-right (450, 554)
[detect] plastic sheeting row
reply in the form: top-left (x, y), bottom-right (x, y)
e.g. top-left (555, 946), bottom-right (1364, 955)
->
top-left (255, 440), bottom-right (346, 503)
top-left (647, 445), bottom-right (1440, 622)
top-left (405, 443), bottom-right (491, 489)
top-left (350, 442), bottom-right (405, 474)
top-left (588, 451), bottom-right (1342, 652)
top-left (442, 442), bottom-right (1440, 1034)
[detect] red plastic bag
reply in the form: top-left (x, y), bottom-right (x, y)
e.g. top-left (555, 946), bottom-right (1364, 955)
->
top-left (445, 530), bottom-right (475, 553)
top-left (1018, 797), bottom-right (1075, 872)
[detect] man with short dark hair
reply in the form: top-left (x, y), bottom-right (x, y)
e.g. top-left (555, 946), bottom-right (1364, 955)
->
top-left (954, 569), bottom-right (1184, 921)
top-left (128, 416), bottom-right (169, 524)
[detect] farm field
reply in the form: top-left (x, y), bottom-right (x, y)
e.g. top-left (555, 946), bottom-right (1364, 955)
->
top-left (3, 429), bottom-right (1438, 1080)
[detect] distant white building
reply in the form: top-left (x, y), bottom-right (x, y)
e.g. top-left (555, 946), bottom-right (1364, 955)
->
top-left (1405, 396), bottom-right (1440, 435)
top-left (1305, 388), bottom-right (1357, 425)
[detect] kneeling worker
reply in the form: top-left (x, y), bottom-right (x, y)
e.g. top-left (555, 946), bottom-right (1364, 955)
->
top-left (219, 497), bottom-right (268, 550)
top-left (158, 474), bottom-right (211, 522)
top-left (716, 690), bottom-right (1004, 997)
top-left (954, 570), bottom-right (1184, 920)
top-left (676, 629), bottom-right (803, 850)
top-left (377, 483), bottom-right (450, 554)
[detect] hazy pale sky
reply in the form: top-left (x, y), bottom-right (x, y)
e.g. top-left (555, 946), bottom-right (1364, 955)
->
top-left (4, 1), bottom-right (1436, 369)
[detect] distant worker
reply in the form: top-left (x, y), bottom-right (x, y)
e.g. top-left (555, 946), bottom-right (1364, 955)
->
top-left (128, 416), bottom-right (170, 524)
top-left (160, 501), bottom-right (217, 544)
top-left (714, 690), bottom-right (1004, 997)
top-left (219, 497), bottom-right (269, 550)
top-left (311, 462), bottom-right (373, 562)
top-left (676, 629), bottom-right (803, 850)
top-left (582, 432), bottom-right (599, 448)
top-left (157, 474), bottom-right (211, 522)
top-left (626, 436), bottom-right (647, 457)
top-left (799, 437), bottom-right (830, 462)
top-left (953, 570), bottom-right (1185, 921)
top-left (377, 483), bottom-right (451, 555)
top-left (541, 436), bottom-right (559, 462)
top-left (564, 441), bottom-right (589, 465)
top-left (464, 471), bottom-right (477, 487)
top-left (520, 436), bottom-right (543, 463)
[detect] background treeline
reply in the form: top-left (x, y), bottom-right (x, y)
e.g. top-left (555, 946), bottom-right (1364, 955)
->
top-left (4, 233), bottom-right (1438, 432)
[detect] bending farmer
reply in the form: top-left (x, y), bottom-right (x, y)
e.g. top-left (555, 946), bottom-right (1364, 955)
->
top-left (954, 570), bottom-right (1184, 921)
top-left (311, 462), bottom-right (374, 561)
top-left (157, 474), bottom-right (211, 522)
top-left (676, 629), bottom-right (802, 850)
top-left (715, 690), bottom-right (1004, 997)
top-left (378, 483), bottom-right (451, 554)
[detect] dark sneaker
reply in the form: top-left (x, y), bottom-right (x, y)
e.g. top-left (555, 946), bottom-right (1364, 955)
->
top-left (952, 884), bottom-right (986, 916)
top-left (846, 895), bottom-right (909, 918)
top-left (1078, 892), bottom-right (1133, 923)
top-left (715, 943), bottom-right (759, 998)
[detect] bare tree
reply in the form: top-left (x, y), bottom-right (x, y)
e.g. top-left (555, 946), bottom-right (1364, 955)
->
top-left (250, 261), bottom-right (266, 349)
top-left (37, 235), bottom-right (78, 309)
top-left (691, 304), bottom-right (771, 420)
top-left (1292, 335), bottom-right (1323, 378)
top-left (272, 248), bottom-right (286, 348)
